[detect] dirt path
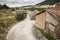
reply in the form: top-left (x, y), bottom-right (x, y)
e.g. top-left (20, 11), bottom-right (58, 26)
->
top-left (6, 11), bottom-right (47, 40)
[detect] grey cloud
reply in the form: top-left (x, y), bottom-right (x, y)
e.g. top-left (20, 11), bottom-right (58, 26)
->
top-left (0, 0), bottom-right (45, 7)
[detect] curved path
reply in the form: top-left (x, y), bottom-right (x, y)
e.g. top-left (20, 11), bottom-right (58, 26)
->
top-left (6, 11), bottom-right (47, 40)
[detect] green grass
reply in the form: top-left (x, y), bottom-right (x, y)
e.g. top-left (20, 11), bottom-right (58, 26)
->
top-left (34, 26), bottom-right (55, 40)
top-left (23, 8), bottom-right (46, 11)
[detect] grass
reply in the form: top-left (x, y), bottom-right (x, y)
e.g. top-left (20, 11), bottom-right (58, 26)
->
top-left (23, 8), bottom-right (46, 11)
top-left (34, 26), bottom-right (55, 40)
top-left (0, 11), bottom-right (17, 40)
top-left (0, 12), bottom-right (27, 34)
top-left (0, 11), bottom-right (27, 40)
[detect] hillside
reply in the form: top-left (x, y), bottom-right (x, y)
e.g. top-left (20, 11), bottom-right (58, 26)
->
top-left (0, 5), bottom-right (10, 9)
top-left (37, 0), bottom-right (60, 5)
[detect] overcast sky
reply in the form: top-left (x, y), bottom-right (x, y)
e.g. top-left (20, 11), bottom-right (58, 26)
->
top-left (0, 0), bottom-right (45, 7)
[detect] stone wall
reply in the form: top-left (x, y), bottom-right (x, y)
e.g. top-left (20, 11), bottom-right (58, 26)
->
top-left (36, 12), bottom-right (46, 29)
top-left (45, 11), bottom-right (59, 39)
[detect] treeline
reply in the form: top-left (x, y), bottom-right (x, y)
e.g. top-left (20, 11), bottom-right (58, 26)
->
top-left (0, 5), bottom-right (10, 9)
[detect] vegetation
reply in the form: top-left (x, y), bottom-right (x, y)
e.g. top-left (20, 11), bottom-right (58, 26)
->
top-left (23, 8), bottom-right (46, 11)
top-left (0, 12), bottom-right (16, 34)
top-left (34, 26), bottom-right (55, 40)
top-left (37, 0), bottom-right (60, 5)
top-left (0, 5), bottom-right (10, 9)
top-left (15, 12), bottom-right (27, 21)
top-left (0, 11), bottom-right (16, 40)
top-left (0, 17), bottom-right (16, 33)
top-left (0, 12), bottom-right (12, 17)
top-left (0, 11), bottom-right (27, 34)
top-left (0, 11), bottom-right (27, 40)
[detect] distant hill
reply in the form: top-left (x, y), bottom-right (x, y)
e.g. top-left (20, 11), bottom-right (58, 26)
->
top-left (37, 0), bottom-right (60, 5)
top-left (0, 5), bottom-right (10, 9)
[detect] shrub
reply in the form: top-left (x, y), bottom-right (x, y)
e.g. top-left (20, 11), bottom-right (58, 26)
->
top-left (0, 17), bottom-right (17, 34)
top-left (15, 12), bottom-right (27, 21)
top-left (0, 11), bottom-right (17, 40)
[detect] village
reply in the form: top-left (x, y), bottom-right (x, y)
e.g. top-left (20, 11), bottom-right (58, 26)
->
top-left (0, 0), bottom-right (60, 40)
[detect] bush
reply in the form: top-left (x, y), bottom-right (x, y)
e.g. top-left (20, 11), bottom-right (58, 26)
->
top-left (0, 17), bottom-right (17, 34)
top-left (15, 12), bottom-right (27, 21)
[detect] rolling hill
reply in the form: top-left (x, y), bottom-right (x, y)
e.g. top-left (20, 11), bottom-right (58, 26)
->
top-left (37, 0), bottom-right (60, 5)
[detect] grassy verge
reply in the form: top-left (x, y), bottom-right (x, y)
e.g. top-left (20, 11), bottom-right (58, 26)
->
top-left (34, 26), bottom-right (55, 40)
